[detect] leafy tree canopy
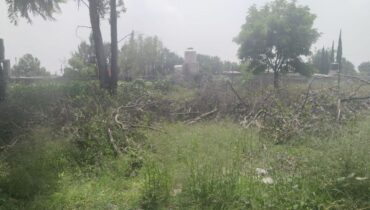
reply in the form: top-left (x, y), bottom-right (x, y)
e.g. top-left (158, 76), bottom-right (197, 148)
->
top-left (12, 54), bottom-right (50, 77)
top-left (63, 41), bottom-right (97, 80)
top-left (5, 0), bottom-right (64, 24)
top-left (234, 0), bottom-right (319, 87)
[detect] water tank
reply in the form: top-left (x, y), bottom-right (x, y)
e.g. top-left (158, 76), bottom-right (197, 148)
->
top-left (184, 48), bottom-right (197, 64)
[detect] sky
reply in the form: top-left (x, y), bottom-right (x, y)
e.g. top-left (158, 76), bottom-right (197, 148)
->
top-left (1, 0), bottom-right (370, 74)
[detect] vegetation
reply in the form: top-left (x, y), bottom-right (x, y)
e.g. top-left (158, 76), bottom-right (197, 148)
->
top-left (5, 0), bottom-right (63, 24)
top-left (119, 34), bottom-right (183, 81)
top-left (359, 62), bottom-right (370, 76)
top-left (311, 47), bottom-right (332, 75)
top-left (2, 0), bottom-right (370, 209)
top-left (63, 41), bottom-right (98, 80)
top-left (12, 54), bottom-right (50, 77)
top-left (234, 0), bottom-right (319, 88)
top-left (0, 79), bottom-right (368, 209)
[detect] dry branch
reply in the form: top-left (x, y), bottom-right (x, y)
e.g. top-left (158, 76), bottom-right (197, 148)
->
top-left (341, 96), bottom-right (370, 102)
top-left (227, 81), bottom-right (248, 108)
top-left (185, 108), bottom-right (218, 125)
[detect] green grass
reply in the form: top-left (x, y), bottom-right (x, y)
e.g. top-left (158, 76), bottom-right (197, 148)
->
top-left (0, 120), bottom-right (369, 209)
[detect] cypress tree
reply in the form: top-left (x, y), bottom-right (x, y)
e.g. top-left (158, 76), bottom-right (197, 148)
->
top-left (330, 41), bottom-right (335, 63)
top-left (337, 31), bottom-right (343, 69)
top-left (320, 47), bottom-right (326, 74)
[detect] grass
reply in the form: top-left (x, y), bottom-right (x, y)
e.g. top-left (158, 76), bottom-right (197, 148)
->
top-left (0, 119), bottom-right (369, 209)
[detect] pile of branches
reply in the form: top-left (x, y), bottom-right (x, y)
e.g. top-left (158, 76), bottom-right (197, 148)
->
top-left (237, 79), bottom-right (370, 144)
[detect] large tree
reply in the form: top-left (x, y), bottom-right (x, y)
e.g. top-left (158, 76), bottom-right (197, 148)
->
top-left (234, 0), bottom-right (319, 88)
top-left (6, 0), bottom-right (124, 92)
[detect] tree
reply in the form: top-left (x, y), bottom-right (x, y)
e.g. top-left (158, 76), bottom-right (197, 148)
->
top-left (337, 31), bottom-right (343, 70)
top-left (87, 0), bottom-right (109, 89)
top-left (234, 0), bottom-right (319, 88)
top-left (197, 54), bottom-right (239, 75)
top-left (85, 0), bottom-right (125, 92)
top-left (6, 0), bottom-right (124, 92)
top-left (341, 58), bottom-right (357, 75)
top-left (119, 35), bottom-right (182, 80)
top-left (12, 54), bottom-right (50, 77)
top-left (358, 62), bottom-right (370, 76)
top-left (63, 41), bottom-right (97, 80)
top-left (330, 41), bottom-right (335, 63)
top-left (110, 0), bottom-right (118, 93)
top-left (311, 47), bottom-right (330, 74)
top-left (5, 0), bottom-right (64, 24)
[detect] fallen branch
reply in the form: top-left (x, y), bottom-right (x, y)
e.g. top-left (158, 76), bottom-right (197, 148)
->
top-left (341, 96), bottom-right (370, 102)
top-left (185, 108), bottom-right (218, 125)
top-left (299, 76), bottom-right (317, 113)
top-left (0, 137), bottom-right (20, 151)
top-left (227, 81), bottom-right (248, 108)
top-left (241, 109), bottom-right (266, 129)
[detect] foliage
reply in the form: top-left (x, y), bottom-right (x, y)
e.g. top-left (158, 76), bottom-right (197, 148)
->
top-left (0, 81), bottom-right (370, 209)
top-left (63, 41), bottom-right (97, 80)
top-left (358, 61), bottom-right (370, 76)
top-left (119, 34), bottom-right (183, 81)
top-left (5, 0), bottom-right (64, 24)
top-left (341, 58), bottom-right (357, 75)
top-left (311, 47), bottom-right (331, 74)
top-left (234, 0), bottom-right (319, 87)
top-left (12, 54), bottom-right (50, 77)
top-left (197, 54), bottom-right (239, 75)
top-left (337, 31), bottom-right (343, 67)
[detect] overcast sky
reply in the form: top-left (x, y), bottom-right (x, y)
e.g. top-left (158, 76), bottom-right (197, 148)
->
top-left (1, 0), bottom-right (370, 74)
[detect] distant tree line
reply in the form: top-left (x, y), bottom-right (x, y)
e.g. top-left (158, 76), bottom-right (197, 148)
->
top-left (310, 44), bottom-right (357, 76)
top-left (119, 34), bottom-right (183, 81)
top-left (12, 54), bottom-right (50, 77)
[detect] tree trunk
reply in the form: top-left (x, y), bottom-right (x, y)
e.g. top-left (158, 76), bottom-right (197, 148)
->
top-left (110, 0), bottom-right (118, 93)
top-left (0, 40), bottom-right (7, 102)
top-left (273, 69), bottom-right (279, 89)
top-left (88, 0), bottom-right (109, 89)
top-left (0, 39), bottom-right (4, 61)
